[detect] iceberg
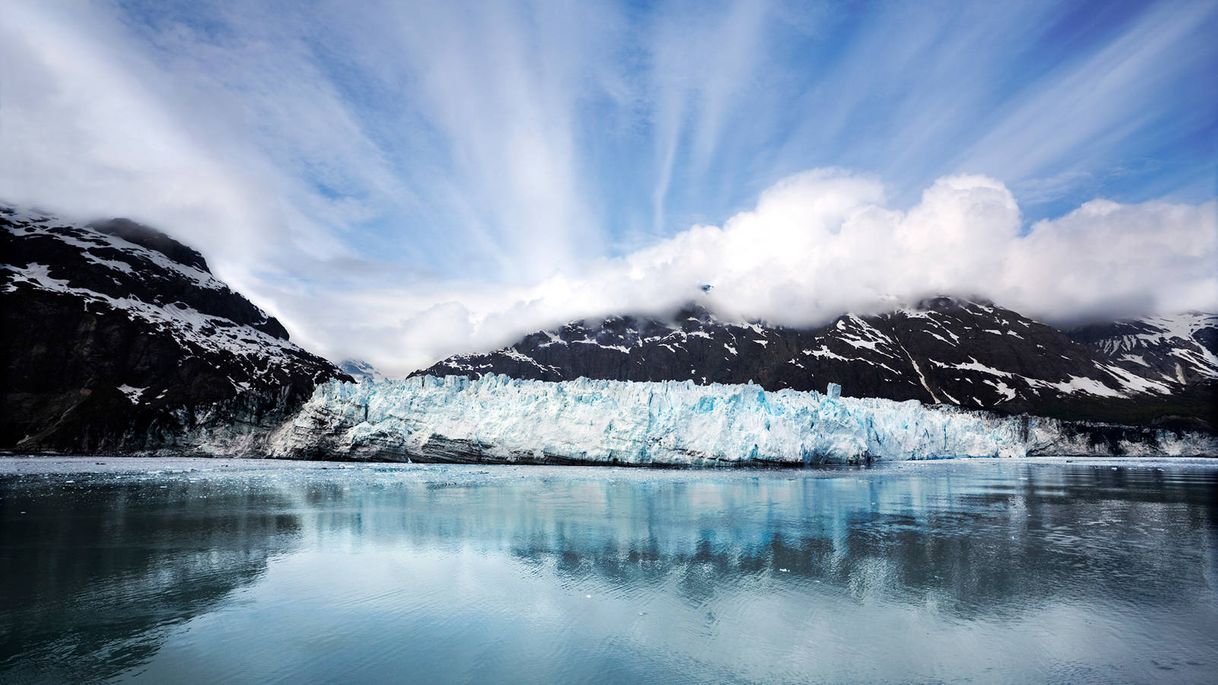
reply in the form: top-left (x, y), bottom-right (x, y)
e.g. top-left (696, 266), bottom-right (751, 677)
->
top-left (267, 375), bottom-right (1217, 464)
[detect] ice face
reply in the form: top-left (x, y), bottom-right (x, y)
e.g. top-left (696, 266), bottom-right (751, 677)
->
top-left (268, 375), bottom-right (1217, 464)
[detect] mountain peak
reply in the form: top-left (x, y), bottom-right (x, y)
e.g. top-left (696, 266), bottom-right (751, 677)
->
top-left (912, 295), bottom-right (997, 312)
top-left (88, 217), bottom-right (211, 273)
top-left (339, 359), bottom-right (387, 384)
top-left (2, 206), bottom-right (349, 451)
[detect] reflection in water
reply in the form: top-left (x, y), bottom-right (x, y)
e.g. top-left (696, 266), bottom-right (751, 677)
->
top-left (0, 478), bottom-right (302, 682)
top-left (1, 459), bottom-right (1216, 683)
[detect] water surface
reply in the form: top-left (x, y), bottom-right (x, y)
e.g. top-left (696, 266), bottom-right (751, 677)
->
top-left (2, 457), bottom-right (1216, 683)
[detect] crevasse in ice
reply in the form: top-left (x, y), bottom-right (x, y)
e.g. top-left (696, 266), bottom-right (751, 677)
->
top-left (268, 374), bottom-right (1216, 464)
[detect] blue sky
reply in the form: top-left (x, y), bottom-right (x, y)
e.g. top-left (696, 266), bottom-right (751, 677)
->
top-left (2, 1), bottom-right (1216, 372)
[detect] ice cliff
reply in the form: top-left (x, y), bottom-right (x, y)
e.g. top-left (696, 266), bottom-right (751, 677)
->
top-left (268, 375), bottom-right (1217, 464)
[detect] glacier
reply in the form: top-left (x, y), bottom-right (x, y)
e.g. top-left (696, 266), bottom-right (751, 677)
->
top-left (267, 375), bottom-right (1217, 464)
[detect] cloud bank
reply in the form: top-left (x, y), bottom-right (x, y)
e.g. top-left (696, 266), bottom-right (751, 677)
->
top-left (296, 170), bottom-right (1217, 375)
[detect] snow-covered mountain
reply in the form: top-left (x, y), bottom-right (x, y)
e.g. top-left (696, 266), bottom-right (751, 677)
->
top-left (1068, 314), bottom-right (1218, 387)
top-left (416, 299), bottom-right (1218, 430)
top-left (0, 205), bottom-right (350, 452)
top-left (338, 359), bottom-right (388, 384)
top-left (271, 375), bottom-right (1217, 464)
top-left (2, 200), bottom-right (1213, 460)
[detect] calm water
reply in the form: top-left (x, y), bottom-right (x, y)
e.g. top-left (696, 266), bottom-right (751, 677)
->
top-left (1, 457), bottom-right (1216, 684)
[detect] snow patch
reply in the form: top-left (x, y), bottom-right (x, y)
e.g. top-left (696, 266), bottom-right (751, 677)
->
top-left (118, 385), bottom-right (146, 403)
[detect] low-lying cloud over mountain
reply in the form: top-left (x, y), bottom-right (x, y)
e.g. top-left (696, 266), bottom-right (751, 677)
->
top-left (309, 171), bottom-right (1215, 375)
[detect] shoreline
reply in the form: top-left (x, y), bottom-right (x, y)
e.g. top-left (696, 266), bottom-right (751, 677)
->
top-left (3, 453), bottom-right (1217, 477)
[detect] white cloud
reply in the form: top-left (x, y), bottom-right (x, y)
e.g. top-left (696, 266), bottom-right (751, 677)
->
top-left (318, 0), bottom-right (627, 281)
top-left (0, 0), bottom-right (381, 302)
top-left (646, 0), bottom-right (771, 234)
top-left (1002, 199), bottom-right (1218, 321)
top-left (292, 170), bottom-right (1216, 376)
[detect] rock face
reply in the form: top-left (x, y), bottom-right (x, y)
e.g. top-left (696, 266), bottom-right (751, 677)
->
top-left (1, 205), bottom-right (350, 453)
top-left (416, 299), bottom-right (1218, 430)
top-left (271, 375), bottom-right (1218, 464)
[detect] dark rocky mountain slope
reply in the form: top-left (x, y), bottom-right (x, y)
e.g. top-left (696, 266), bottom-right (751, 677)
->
top-left (417, 299), bottom-right (1218, 430)
top-left (1, 205), bottom-right (350, 452)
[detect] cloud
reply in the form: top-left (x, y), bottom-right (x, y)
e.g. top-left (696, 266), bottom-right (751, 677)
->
top-left (950, 0), bottom-right (1218, 193)
top-left (1, 1), bottom-right (1215, 376)
top-left (1003, 199), bottom-right (1218, 321)
top-left (293, 170), bottom-right (1216, 375)
top-left (0, 0), bottom-right (386, 299)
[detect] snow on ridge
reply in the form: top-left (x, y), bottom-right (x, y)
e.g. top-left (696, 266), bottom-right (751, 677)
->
top-left (1092, 313), bottom-right (1218, 379)
top-left (1033, 375), bottom-right (1125, 399)
top-left (1141, 313), bottom-right (1217, 340)
top-left (572, 339), bottom-right (631, 352)
top-left (802, 346), bottom-right (848, 361)
top-left (269, 375), bottom-right (1217, 464)
top-left (1102, 365), bottom-right (1171, 395)
top-left (117, 384), bottom-right (146, 403)
top-left (498, 347), bottom-right (564, 374)
top-left (3, 262), bottom-right (311, 375)
top-left (2, 263), bottom-right (69, 293)
top-left (3, 208), bottom-right (227, 291)
top-left (4, 208), bottom-right (344, 386)
top-left (930, 357), bottom-right (1170, 399)
top-left (1102, 313), bottom-right (1215, 349)
top-left (932, 357), bottom-right (1011, 377)
top-left (84, 254), bottom-right (135, 275)
top-left (984, 379), bottom-right (1016, 402)
top-left (923, 330), bottom-right (958, 346)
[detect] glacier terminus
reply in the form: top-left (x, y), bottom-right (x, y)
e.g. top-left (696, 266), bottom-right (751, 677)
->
top-left (268, 375), bottom-right (1216, 465)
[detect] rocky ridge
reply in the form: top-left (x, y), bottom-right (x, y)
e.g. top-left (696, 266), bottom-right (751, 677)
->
top-left (417, 299), bottom-right (1218, 430)
top-left (1, 205), bottom-right (350, 452)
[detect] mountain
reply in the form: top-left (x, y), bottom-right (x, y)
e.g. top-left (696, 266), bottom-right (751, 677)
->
top-left (0, 205), bottom-right (350, 452)
top-left (3, 200), bottom-right (1213, 457)
top-left (338, 359), bottom-right (388, 384)
top-left (416, 298), bottom-right (1218, 430)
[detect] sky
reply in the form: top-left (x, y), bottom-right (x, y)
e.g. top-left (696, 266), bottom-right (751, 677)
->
top-left (1, 0), bottom-right (1216, 375)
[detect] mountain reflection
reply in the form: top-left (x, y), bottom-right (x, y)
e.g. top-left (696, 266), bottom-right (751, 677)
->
top-left (1, 478), bottom-right (303, 682)
top-left (1, 462), bottom-right (1215, 682)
